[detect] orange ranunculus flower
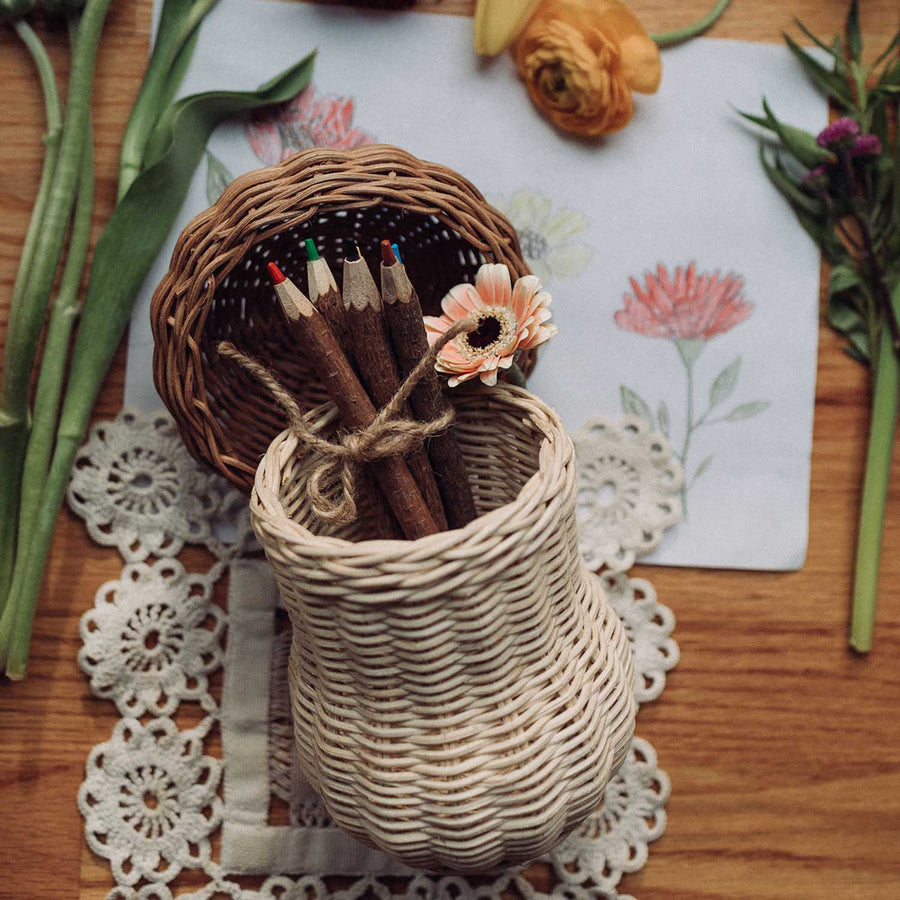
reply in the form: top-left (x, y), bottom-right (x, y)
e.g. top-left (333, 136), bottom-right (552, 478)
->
top-left (510, 0), bottom-right (661, 138)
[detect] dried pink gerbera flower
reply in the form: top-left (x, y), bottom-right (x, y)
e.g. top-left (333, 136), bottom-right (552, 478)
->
top-left (424, 264), bottom-right (558, 387)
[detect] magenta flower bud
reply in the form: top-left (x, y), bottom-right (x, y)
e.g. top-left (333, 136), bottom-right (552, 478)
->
top-left (801, 165), bottom-right (828, 185)
top-left (850, 134), bottom-right (882, 157)
top-left (816, 117), bottom-right (860, 148)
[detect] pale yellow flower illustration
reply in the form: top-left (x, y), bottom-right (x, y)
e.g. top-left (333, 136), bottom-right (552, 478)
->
top-left (496, 190), bottom-right (593, 285)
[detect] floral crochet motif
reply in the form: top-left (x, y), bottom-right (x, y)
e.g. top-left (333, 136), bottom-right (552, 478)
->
top-left (574, 416), bottom-right (683, 571)
top-left (67, 410), bottom-right (225, 562)
top-left (246, 85), bottom-right (374, 165)
top-left (78, 717), bottom-right (222, 886)
top-left (79, 559), bottom-right (223, 716)
top-left (553, 737), bottom-right (669, 891)
top-left (73, 409), bottom-right (676, 899)
top-left (602, 571), bottom-right (679, 703)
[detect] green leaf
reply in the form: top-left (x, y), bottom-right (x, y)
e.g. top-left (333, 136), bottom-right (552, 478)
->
top-left (758, 146), bottom-right (824, 217)
top-left (761, 98), bottom-right (836, 167)
top-left (793, 19), bottom-right (842, 64)
top-left (710, 357), bottom-right (741, 408)
top-left (692, 455), bottom-right (714, 483)
top-left (118, 0), bottom-right (220, 197)
top-left (205, 150), bottom-right (233, 205)
top-left (843, 329), bottom-right (871, 363)
top-left (657, 401), bottom-right (670, 437)
top-left (829, 263), bottom-right (863, 296)
top-left (872, 32), bottom-right (900, 72)
top-left (725, 401), bottom-right (771, 421)
top-left (620, 385), bottom-right (654, 431)
top-left (846, 0), bottom-right (862, 62)
top-left (57, 51), bottom-right (317, 439)
top-left (783, 33), bottom-right (855, 108)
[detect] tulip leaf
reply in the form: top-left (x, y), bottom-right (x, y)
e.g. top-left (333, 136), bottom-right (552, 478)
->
top-left (725, 401), bottom-right (770, 421)
top-left (59, 51), bottom-right (316, 432)
top-left (710, 357), bottom-right (741, 409)
top-left (205, 150), bottom-right (234, 205)
top-left (620, 385), bottom-right (654, 431)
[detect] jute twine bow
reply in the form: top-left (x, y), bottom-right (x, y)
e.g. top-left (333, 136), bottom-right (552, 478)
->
top-left (218, 318), bottom-right (477, 525)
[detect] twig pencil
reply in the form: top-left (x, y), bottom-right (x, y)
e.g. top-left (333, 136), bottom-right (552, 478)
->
top-left (342, 250), bottom-right (449, 531)
top-left (305, 239), bottom-right (349, 353)
top-left (303, 241), bottom-right (398, 540)
top-left (267, 262), bottom-right (438, 540)
top-left (379, 242), bottom-right (478, 528)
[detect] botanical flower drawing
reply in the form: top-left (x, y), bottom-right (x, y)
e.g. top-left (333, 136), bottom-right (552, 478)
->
top-left (206, 85), bottom-right (375, 205)
top-left (493, 189), bottom-right (593, 285)
top-left (246, 84), bottom-right (375, 165)
top-left (614, 262), bottom-right (770, 515)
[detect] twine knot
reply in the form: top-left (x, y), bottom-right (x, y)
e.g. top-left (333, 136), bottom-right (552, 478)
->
top-left (219, 317), bottom-right (475, 525)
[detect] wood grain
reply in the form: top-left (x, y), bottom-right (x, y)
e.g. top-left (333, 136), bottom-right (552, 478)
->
top-left (1, 2), bottom-right (899, 898)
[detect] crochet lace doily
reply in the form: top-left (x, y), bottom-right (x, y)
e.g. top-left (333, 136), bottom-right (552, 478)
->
top-left (73, 409), bottom-right (680, 900)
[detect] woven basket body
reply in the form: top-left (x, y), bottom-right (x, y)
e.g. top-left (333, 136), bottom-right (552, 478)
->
top-left (250, 385), bottom-right (636, 872)
top-left (150, 145), bottom-right (530, 493)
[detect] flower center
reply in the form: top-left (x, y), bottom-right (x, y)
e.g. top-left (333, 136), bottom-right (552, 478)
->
top-left (468, 315), bottom-right (503, 349)
top-left (456, 308), bottom-right (516, 359)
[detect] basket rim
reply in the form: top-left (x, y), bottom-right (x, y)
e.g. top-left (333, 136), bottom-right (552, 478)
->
top-left (249, 383), bottom-right (571, 561)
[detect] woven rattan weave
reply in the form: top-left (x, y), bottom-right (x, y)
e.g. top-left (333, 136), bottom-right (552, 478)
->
top-left (250, 385), bottom-right (637, 872)
top-left (151, 146), bottom-right (530, 492)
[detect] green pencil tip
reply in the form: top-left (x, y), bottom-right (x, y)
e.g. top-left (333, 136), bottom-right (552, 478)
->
top-left (304, 238), bottom-right (319, 261)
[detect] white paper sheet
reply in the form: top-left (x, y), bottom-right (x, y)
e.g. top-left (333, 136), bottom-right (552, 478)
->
top-left (127, 0), bottom-right (826, 570)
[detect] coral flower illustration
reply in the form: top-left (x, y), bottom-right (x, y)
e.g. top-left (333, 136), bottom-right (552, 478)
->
top-left (614, 263), bottom-right (769, 515)
top-left (246, 85), bottom-right (375, 166)
top-left (615, 263), bottom-right (753, 341)
top-left (424, 263), bottom-right (558, 386)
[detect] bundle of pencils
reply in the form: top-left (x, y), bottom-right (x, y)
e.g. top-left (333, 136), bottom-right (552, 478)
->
top-left (264, 240), bottom-right (478, 540)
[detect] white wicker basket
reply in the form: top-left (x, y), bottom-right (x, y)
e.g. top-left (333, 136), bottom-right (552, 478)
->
top-left (250, 384), bottom-right (636, 872)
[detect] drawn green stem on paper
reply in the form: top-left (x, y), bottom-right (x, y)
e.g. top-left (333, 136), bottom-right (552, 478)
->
top-left (675, 339), bottom-right (701, 515)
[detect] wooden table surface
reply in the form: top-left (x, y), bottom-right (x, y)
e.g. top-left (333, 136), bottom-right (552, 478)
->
top-left (1, 1), bottom-right (899, 898)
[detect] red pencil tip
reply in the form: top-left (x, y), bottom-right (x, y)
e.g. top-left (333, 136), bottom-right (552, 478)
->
top-left (267, 262), bottom-right (286, 285)
top-left (380, 240), bottom-right (397, 266)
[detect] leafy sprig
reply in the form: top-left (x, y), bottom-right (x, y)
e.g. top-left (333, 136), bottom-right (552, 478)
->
top-left (741, 1), bottom-right (899, 653)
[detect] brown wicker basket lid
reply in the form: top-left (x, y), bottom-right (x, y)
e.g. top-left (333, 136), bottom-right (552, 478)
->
top-left (150, 145), bottom-right (530, 492)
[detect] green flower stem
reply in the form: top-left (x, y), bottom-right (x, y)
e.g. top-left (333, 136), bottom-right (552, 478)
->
top-left (650, 0), bottom-right (732, 48)
top-left (0, 0), bottom-right (110, 669)
top-left (1, 436), bottom-right (77, 679)
top-left (0, 19), bottom-right (63, 612)
top-left (850, 284), bottom-right (900, 654)
top-left (7, 19), bottom-right (63, 341)
top-left (117, 0), bottom-right (219, 198)
top-left (0, 0), bottom-right (110, 461)
top-left (17, 123), bottom-right (94, 548)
